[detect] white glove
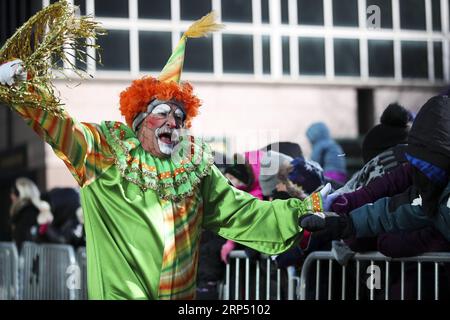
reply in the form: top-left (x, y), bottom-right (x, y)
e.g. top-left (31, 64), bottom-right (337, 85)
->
top-left (0, 59), bottom-right (27, 86)
top-left (319, 183), bottom-right (339, 211)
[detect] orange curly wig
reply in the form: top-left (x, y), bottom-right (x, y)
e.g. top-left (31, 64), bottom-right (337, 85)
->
top-left (119, 77), bottom-right (202, 129)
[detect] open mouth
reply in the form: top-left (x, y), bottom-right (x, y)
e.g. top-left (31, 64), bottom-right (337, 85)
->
top-left (158, 132), bottom-right (173, 144)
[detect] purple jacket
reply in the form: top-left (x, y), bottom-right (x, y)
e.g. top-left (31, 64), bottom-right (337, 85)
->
top-left (377, 227), bottom-right (450, 258)
top-left (331, 162), bottom-right (450, 256)
top-left (331, 162), bottom-right (413, 215)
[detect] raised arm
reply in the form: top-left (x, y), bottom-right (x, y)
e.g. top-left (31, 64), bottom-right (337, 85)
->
top-left (0, 60), bottom-right (114, 186)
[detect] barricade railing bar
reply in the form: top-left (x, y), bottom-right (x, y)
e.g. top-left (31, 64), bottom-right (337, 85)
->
top-left (299, 251), bottom-right (450, 301)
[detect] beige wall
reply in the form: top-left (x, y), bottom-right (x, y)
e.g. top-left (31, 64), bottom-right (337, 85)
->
top-left (45, 80), bottom-right (441, 189)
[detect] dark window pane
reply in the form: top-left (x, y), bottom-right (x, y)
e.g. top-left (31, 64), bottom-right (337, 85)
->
top-left (222, 34), bottom-right (254, 73)
top-left (95, 0), bottom-right (128, 18)
top-left (366, 0), bottom-right (392, 28)
top-left (298, 37), bottom-right (325, 75)
top-left (434, 41), bottom-right (443, 80)
top-left (75, 38), bottom-right (88, 71)
top-left (333, 0), bottom-right (358, 27)
top-left (368, 40), bottom-right (394, 77)
top-left (334, 39), bottom-right (360, 76)
top-left (97, 30), bottom-right (130, 70)
top-left (184, 36), bottom-right (213, 72)
top-left (282, 36), bottom-right (290, 74)
top-left (401, 41), bottom-right (428, 78)
top-left (181, 0), bottom-right (211, 20)
top-left (222, 0), bottom-right (252, 23)
top-left (399, 0), bottom-right (425, 30)
top-left (262, 35), bottom-right (271, 74)
top-left (281, 0), bottom-right (289, 24)
top-left (74, 0), bottom-right (86, 15)
top-left (139, 31), bottom-right (171, 71)
top-left (298, 0), bottom-right (324, 25)
top-left (432, 0), bottom-right (442, 31)
top-left (262, 0), bottom-right (270, 23)
top-left (138, 0), bottom-right (170, 19)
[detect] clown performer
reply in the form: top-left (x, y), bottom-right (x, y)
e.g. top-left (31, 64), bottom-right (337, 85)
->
top-left (0, 1), bottom-right (327, 299)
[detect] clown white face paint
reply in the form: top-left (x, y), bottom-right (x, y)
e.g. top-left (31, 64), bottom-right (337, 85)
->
top-left (137, 103), bottom-right (185, 158)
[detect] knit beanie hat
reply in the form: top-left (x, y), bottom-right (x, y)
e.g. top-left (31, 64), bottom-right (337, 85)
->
top-left (362, 103), bottom-right (412, 164)
top-left (288, 157), bottom-right (325, 194)
top-left (224, 159), bottom-right (254, 190)
top-left (406, 95), bottom-right (450, 172)
top-left (264, 142), bottom-right (303, 158)
top-left (259, 151), bottom-right (293, 196)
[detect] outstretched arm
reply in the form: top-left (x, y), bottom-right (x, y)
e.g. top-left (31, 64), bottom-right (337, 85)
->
top-left (201, 165), bottom-right (323, 255)
top-left (0, 60), bottom-right (113, 186)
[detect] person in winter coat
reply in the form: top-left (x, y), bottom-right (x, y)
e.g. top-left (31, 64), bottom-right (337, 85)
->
top-left (361, 103), bottom-right (413, 164)
top-left (300, 95), bottom-right (450, 250)
top-left (336, 103), bottom-right (412, 195)
top-left (306, 122), bottom-right (347, 185)
top-left (9, 177), bottom-right (53, 251)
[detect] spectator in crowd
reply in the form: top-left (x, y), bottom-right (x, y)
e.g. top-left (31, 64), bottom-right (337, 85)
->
top-left (220, 154), bottom-right (258, 264)
top-left (306, 122), bottom-right (347, 185)
top-left (41, 187), bottom-right (85, 247)
top-left (300, 95), bottom-right (450, 257)
top-left (336, 103), bottom-right (413, 195)
top-left (264, 141), bottom-right (303, 159)
top-left (9, 177), bottom-right (53, 251)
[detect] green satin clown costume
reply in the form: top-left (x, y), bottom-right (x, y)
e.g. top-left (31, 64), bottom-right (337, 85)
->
top-left (1, 5), bottom-right (324, 299)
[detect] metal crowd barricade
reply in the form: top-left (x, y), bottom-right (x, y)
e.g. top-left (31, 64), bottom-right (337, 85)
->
top-left (0, 242), bottom-right (19, 300)
top-left (299, 251), bottom-right (450, 300)
top-left (21, 242), bottom-right (77, 300)
top-left (76, 246), bottom-right (87, 300)
top-left (222, 250), bottom-right (298, 300)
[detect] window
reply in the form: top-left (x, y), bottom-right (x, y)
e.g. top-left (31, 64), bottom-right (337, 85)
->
top-left (432, 0), bottom-right (442, 31)
top-left (138, 0), bottom-right (170, 19)
top-left (139, 31), bottom-right (171, 72)
top-left (366, 0), bottom-right (392, 29)
top-left (74, 0), bottom-right (86, 15)
top-left (332, 0), bottom-right (358, 27)
top-left (281, 0), bottom-right (289, 24)
top-left (75, 38), bottom-right (88, 71)
top-left (401, 41), bottom-right (428, 78)
top-left (222, 34), bottom-right (254, 73)
top-left (261, 0), bottom-right (270, 23)
top-left (334, 39), bottom-right (360, 76)
top-left (95, 0), bottom-right (128, 18)
top-left (399, 0), bottom-right (426, 30)
top-left (368, 40), bottom-right (394, 77)
top-left (434, 42), bottom-right (443, 80)
top-left (297, 0), bottom-right (324, 26)
top-left (298, 37), bottom-right (325, 75)
top-left (262, 35), bottom-right (271, 74)
top-left (97, 30), bottom-right (130, 71)
top-left (184, 36), bottom-right (213, 72)
top-left (221, 0), bottom-right (252, 23)
top-left (181, 0), bottom-right (211, 21)
top-left (282, 36), bottom-right (290, 75)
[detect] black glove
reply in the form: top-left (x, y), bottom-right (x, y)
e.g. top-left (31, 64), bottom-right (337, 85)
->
top-left (299, 212), bottom-right (355, 241)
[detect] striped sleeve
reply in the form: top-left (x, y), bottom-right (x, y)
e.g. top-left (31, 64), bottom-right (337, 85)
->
top-left (12, 104), bottom-right (114, 187)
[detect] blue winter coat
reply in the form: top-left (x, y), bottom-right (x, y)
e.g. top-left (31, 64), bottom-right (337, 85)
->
top-left (306, 122), bottom-right (347, 173)
top-left (350, 181), bottom-right (450, 242)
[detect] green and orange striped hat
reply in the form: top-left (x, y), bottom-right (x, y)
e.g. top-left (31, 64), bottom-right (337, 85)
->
top-left (120, 12), bottom-right (224, 129)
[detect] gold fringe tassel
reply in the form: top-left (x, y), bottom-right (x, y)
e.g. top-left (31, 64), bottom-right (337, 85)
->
top-left (0, 0), bottom-right (105, 116)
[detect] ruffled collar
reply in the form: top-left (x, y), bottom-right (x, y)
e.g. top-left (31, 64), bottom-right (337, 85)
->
top-left (101, 121), bottom-right (214, 202)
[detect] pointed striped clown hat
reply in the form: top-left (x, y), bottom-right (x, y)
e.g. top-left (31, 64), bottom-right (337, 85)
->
top-left (120, 12), bottom-right (224, 129)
